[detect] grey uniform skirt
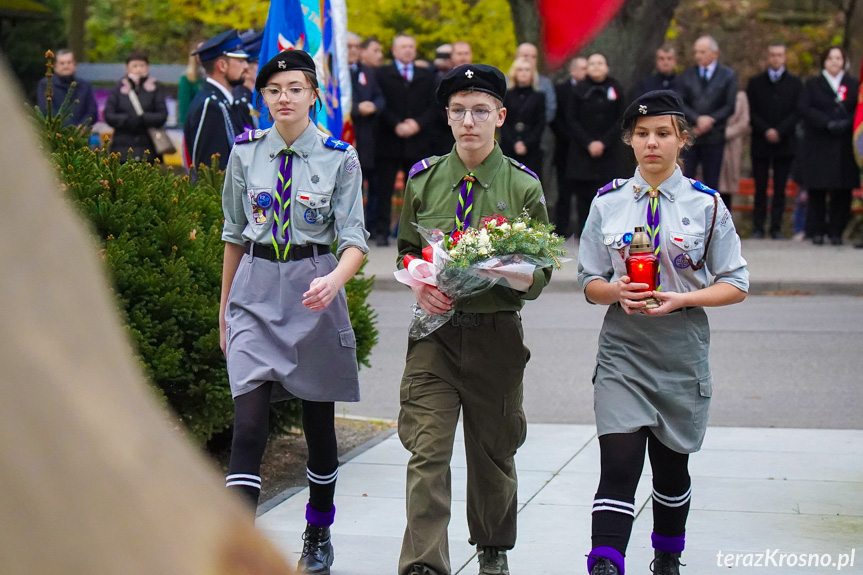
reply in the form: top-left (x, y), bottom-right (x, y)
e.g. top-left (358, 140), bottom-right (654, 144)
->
top-left (224, 250), bottom-right (360, 403)
top-left (593, 304), bottom-right (712, 453)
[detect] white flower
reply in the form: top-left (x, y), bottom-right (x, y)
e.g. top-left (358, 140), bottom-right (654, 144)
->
top-left (486, 219), bottom-right (497, 229)
top-left (479, 246), bottom-right (489, 255)
top-left (512, 221), bottom-right (526, 231)
top-left (499, 222), bottom-right (511, 231)
top-left (449, 249), bottom-right (459, 257)
top-left (478, 228), bottom-right (490, 243)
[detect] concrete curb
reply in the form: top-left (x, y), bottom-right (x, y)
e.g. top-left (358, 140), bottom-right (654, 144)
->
top-left (256, 426), bottom-right (398, 516)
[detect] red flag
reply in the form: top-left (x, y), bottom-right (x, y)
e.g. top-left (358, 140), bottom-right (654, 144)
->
top-left (540, 0), bottom-right (626, 69)
top-left (854, 58), bottom-right (863, 166)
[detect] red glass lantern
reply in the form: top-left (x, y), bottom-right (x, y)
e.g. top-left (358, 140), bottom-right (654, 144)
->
top-left (625, 226), bottom-right (659, 309)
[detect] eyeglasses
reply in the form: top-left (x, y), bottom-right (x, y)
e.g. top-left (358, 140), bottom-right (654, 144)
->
top-left (261, 86), bottom-right (313, 102)
top-left (446, 106), bottom-right (501, 122)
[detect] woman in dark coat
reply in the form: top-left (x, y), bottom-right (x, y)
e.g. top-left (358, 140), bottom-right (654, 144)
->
top-left (561, 52), bottom-right (626, 237)
top-left (797, 46), bottom-right (860, 245)
top-left (499, 57), bottom-right (546, 177)
top-left (104, 51), bottom-right (168, 163)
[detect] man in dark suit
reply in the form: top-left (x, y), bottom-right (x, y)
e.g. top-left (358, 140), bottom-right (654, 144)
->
top-left (183, 30), bottom-right (250, 173)
top-left (348, 33), bottom-right (387, 240)
top-left (677, 35), bottom-right (737, 191)
top-left (373, 34), bottom-right (436, 245)
top-left (746, 43), bottom-right (802, 239)
top-left (634, 45), bottom-right (679, 97)
top-left (552, 56), bottom-right (586, 229)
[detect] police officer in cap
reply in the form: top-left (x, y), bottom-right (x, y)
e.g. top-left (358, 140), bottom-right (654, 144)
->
top-left (396, 64), bottom-right (552, 575)
top-left (233, 30), bottom-right (264, 130)
top-left (183, 29), bottom-right (249, 172)
top-left (577, 90), bottom-right (747, 575)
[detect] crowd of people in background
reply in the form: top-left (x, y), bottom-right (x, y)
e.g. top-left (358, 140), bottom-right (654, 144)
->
top-left (345, 33), bottom-right (861, 248)
top-left (37, 33), bottom-right (862, 247)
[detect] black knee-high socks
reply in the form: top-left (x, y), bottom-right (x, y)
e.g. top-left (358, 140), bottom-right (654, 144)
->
top-left (225, 383), bottom-right (339, 523)
top-left (588, 429), bottom-right (692, 573)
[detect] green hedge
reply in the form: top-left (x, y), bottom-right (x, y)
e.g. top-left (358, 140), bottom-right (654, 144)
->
top-left (35, 70), bottom-right (378, 445)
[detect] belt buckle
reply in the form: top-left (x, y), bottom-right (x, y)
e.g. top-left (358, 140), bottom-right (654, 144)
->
top-left (452, 312), bottom-right (479, 328)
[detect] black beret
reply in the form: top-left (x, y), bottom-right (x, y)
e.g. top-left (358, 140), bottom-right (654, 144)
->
top-left (255, 50), bottom-right (317, 92)
top-left (622, 90), bottom-right (685, 130)
top-left (436, 64), bottom-right (506, 105)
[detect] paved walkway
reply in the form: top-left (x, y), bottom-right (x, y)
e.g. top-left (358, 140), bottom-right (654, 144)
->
top-left (258, 234), bottom-right (863, 573)
top-left (258, 424), bottom-right (863, 574)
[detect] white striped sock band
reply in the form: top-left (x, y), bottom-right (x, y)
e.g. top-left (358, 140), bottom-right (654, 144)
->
top-left (225, 473), bottom-right (262, 490)
top-left (592, 498), bottom-right (636, 517)
top-left (306, 467), bottom-right (338, 485)
top-left (652, 486), bottom-right (692, 508)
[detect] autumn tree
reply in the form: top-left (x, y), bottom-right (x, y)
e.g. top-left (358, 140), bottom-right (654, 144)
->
top-left (346, 0), bottom-right (518, 71)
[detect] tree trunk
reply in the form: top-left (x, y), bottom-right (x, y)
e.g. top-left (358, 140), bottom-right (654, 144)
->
top-left (581, 0), bottom-right (681, 89)
top-left (507, 0), bottom-right (541, 47)
top-left (508, 0), bottom-right (681, 83)
top-left (843, 0), bottom-right (862, 71)
top-left (68, 0), bottom-right (86, 61)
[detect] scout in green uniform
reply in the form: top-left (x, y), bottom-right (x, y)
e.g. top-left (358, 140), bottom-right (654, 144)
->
top-left (396, 64), bottom-right (551, 575)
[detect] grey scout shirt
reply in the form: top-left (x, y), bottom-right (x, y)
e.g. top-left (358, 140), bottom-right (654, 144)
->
top-left (397, 142), bottom-right (551, 314)
top-left (222, 121), bottom-right (370, 255)
top-left (578, 166), bottom-right (749, 297)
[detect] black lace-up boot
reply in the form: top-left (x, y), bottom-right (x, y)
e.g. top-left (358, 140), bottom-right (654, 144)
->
top-left (589, 557), bottom-right (620, 575)
top-left (650, 550), bottom-right (685, 574)
top-left (296, 523), bottom-right (334, 574)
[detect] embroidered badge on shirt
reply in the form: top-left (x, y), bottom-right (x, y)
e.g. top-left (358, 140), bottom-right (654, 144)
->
top-left (311, 175), bottom-right (320, 183)
top-left (682, 217), bottom-right (690, 226)
top-left (497, 201), bottom-right (507, 210)
top-left (304, 208), bottom-right (317, 224)
top-left (345, 153), bottom-right (360, 173)
top-left (253, 207), bottom-right (267, 224)
top-left (254, 191), bottom-right (274, 209)
top-left (540, 194), bottom-right (546, 205)
top-left (674, 253), bottom-right (691, 269)
top-left (720, 210), bottom-right (730, 227)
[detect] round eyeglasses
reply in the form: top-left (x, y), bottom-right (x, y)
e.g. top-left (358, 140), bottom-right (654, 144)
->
top-left (261, 86), bottom-right (313, 103)
top-left (446, 106), bottom-right (501, 122)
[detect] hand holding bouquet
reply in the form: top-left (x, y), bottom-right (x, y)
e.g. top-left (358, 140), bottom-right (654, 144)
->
top-left (394, 210), bottom-right (567, 339)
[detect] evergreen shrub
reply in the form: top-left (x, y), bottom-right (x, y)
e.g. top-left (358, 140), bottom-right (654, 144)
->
top-left (35, 54), bottom-right (378, 445)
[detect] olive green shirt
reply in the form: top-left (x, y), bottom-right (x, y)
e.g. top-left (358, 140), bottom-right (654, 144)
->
top-left (397, 142), bottom-right (551, 313)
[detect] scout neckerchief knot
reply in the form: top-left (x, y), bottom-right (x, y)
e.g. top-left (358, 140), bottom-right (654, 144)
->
top-left (272, 147), bottom-right (294, 260)
top-left (645, 188), bottom-right (662, 290)
top-left (453, 172), bottom-right (476, 235)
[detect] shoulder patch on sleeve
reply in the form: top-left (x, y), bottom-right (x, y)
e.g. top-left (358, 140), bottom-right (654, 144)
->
top-left (597, 178), bottom-right (631, 196)
top-left (408, 156), bottom-right (442, 179)
top-left (507, 157), bottom-right (539, 179)
top-left (324, 136), bottom-right (350, 151)
top-left (234, 129), bottom-right (268, 145)
top-left (689, 178), bottom-right (718, 196)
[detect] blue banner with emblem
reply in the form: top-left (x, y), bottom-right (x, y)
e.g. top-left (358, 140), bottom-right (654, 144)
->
top-left (258, 0), bottom-right (351, 139)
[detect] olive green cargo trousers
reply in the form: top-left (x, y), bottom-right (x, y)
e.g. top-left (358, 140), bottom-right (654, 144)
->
top-left (397, 311), bottom-right (530, 575)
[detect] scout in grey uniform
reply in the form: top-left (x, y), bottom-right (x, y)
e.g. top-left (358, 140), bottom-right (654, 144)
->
top-left (396, 64), bottom-right (551, 575)
top-left (576, 91), bottom-right (748, 575)
top-left (218, 50), bottom-right (368, 575)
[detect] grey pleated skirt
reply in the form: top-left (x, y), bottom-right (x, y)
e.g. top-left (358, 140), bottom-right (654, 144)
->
top-left (593, 304), bottom-right (712, 453)
top-left (224, 250), bottom-right (360, 403)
